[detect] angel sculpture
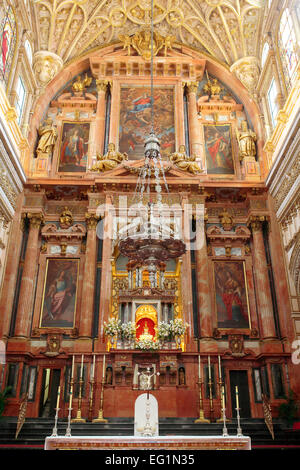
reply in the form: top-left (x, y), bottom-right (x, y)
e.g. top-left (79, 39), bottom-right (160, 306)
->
top-left (91, 143), bottom-right (128, 172)
top-left (72, 73), bottom-right (92, 93)
top-left (169, 145), bottom-right (203, 175)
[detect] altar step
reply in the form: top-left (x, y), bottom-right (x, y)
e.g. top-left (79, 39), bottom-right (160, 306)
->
top-left (0, 417), bottom-right (300, 449)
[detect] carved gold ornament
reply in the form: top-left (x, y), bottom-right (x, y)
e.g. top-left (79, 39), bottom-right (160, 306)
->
top-left (72, 73), bottom-right (92, 93)
top-left (119, 30), bottom-right (176, 60)
top-left (91, 143), bottom-right (128, 172)
top-left (33, 0), bottom-right (263, 67)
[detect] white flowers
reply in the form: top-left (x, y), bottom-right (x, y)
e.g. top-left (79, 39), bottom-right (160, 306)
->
top-left (104, 318), bottom-right (121, 337)
top-left (169, 318), bottom-right (189, 337)
top-left (135, 338), bottom-right (159, 350)
top-left (120, 321), bottom-right (136, 340)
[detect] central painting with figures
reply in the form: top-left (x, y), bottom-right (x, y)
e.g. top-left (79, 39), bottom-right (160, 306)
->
top-left (119, 84), bottom-right (175, 160)
top-left (203, 124), bottom-right (235, 175)
top-left (213, 261), bottom-right (250, 329)
top-left (40, 258), bottom-right (79, 328)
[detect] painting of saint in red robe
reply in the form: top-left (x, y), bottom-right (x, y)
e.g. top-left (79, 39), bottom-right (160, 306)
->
top-left (214, 261), bottom-right (250, 329)
top-left (58, 122), bottom-right (89, 172)
top-left (204, 124), bottom-right (234, 175)
top-left (40, 259), bottom-right (79, 328)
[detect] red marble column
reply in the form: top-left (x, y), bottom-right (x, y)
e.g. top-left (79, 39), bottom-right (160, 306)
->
top-left (181, 196), bottom-right (194, 347)
top-left (194, 203), bottom-right (213, 339)
top-left (94, 80), bottom-right (110, 155)
top-left (79, 214), bottom-right (99, 338)
top-left (186, 81), bottom-right (204, 166)
top-left (14, 212), bottom-right (44, 338)
top-left (0, 196), bottom-right (24, 340)
top-left (97, 195), bottom-right (113, 347)
top-left (249, 216), bottom-right (276, 340)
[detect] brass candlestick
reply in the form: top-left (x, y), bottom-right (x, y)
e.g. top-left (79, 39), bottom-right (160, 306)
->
top-left (194, 380), bottom-right (210, 423)
top-left (93, 354), bottom-right (107, 423)
top-left (92, 378), bottom-right (108, 423)
top-left (71, 378), bottom-right (86, 423)
top-left (208, 379), bottom-right (214, 421)
top-left (216, 380), bottom-right (230, 423)
top-left (88, 377), bottom-right (95, 422)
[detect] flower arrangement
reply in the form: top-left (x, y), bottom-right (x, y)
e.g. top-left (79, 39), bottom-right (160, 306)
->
top-left (103, 318), bottom-right (121, 337)
top-left (120, 321), bottom-right (136, 341)
top-left (135, 338), bottom-right (159, 350)
top-left (157, 321), bottom-right (171, 341)
top-left (169, 318), bottom-right (189, 338)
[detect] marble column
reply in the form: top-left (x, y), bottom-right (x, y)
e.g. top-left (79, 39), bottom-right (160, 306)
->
top-left (94, 80), bottom-right (110, 156)
top-left (79, 213), bottom-right (99, 338)
top-left (0, 197), bottom-right (24, 340)
top-left (185, 81), bottom-right (204, 167)
top-left (180, 195), bottom-right (194, 350)
top-left (97, 195), bottom-right (113, 346)
top-left (194, 202), bottom-right (213, 339)
top-left (248, 216), bottom-right (276, 340)
top-left (14, 212), bottom-right (44, 338)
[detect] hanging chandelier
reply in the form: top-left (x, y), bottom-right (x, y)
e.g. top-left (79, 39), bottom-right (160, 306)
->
top-left (118, 0), bottom-right (186, 274)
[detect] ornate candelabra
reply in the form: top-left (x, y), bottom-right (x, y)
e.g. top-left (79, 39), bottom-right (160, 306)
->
top-left (71, 354), bottom-right (86, 423)
top-left (235, 386), bottom-right (243, 437)
top-left (195, 379), bottom-right (210, 423)
top-left (65, 355), bottom-right (74, 437)
top-left (207, 356), bottom-right (214, 421)
top-left (51, 386), bottom-right (60, 437)
top-left (194, 356), bottom-right (209, 423)
top-left (65, 385), bottom-right (73, 437)
top-left (221, 386), bottom-right (229, 437)
top-left (93, 354), bottom-right (108, 423)
top-left (88, 357), bottom-right (96, 422)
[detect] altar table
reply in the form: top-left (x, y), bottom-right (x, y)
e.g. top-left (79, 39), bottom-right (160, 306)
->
top-left (44, 435), bottom-right (251, 450)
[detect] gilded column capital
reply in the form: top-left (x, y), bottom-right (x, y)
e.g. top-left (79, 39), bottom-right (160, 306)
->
top-left (247, 215), bottom-right (266, 232)
top-left (27, 212), bottom-right (44, 229)
top-left (85, 212), bottom-right (100, 230)
top-left (184, 81), bottom-right (199, 94)
top-left (96, 79), bottom-right (111, 93)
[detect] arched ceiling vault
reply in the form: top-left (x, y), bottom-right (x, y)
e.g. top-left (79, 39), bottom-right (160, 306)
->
top-left (32, 0), bottom-right (264, 67)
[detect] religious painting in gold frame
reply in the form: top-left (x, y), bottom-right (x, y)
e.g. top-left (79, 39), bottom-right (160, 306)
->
top-left (57, 121), bottom-right (90, 173)
top-left (203, 123), bottom-right (235, 175)
top-left (39, 258), bottom-right (79, 329)
top-left (119, 84), bottom-right (175, 160)
top-left (213, 260), bottom-right (250, 329)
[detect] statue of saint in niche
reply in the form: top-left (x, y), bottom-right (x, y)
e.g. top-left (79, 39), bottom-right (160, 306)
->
top-left (36, 118), bottom-right (58, 159)
top-left (236, 121), bottom-right (257, 161)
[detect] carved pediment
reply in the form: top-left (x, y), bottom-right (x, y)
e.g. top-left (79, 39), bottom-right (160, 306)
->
top-left (41, 222), bottom-right (86, 241)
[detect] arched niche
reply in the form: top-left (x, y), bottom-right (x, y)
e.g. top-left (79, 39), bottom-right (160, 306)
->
top-left (27, 42), bottom-right (265, 166)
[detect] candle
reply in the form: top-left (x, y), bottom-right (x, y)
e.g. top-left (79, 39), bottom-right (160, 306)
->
top-left (218, 355), bottom-right (222, 381)
top-left (102, 354), bottom-right (106, 380)
top-left (71, 355), bottom-right (75, 379)
top-left (92, 354), bottom-right (96, 380)
top-left (208, 355), bottom-right (211, 380)
top-left (235, 386), bottom-right (239, 409)
top-left (69, 388), bottom-right (73, 409)
top-left (198, 355), bottom-right (201, 380)
top-left (56, 386), bottom-right (60, 409)
top-left (222, 386), bottom-right (225, 409)
top-left (80, 354), bottom-right (84, 379)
